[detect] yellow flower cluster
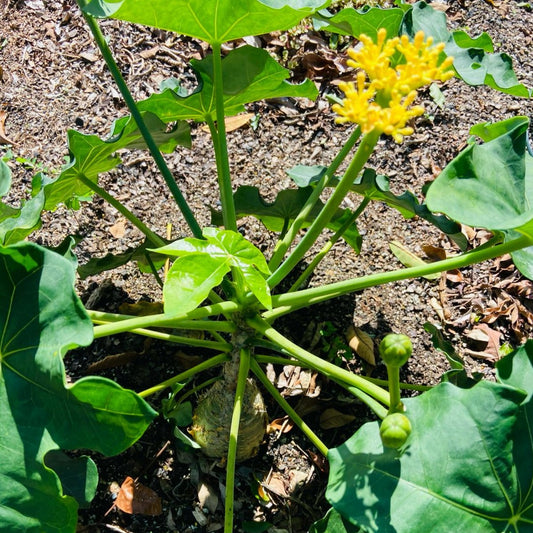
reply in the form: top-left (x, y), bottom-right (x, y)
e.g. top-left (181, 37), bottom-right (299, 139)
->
top-left (333, 28), bottom-right (454, 143)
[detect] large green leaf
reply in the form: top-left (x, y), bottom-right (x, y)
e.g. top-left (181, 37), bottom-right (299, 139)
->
top-left (210, 185), bottom-right (363, 252)
top-left (84, 0), bottom-right (328, 45)
top-left (426, 117), bottom-right (532, 231)
top-left (42, 112), bottom-right (190, 210)
top-left (0, 242), bottom-right (157, 532)
top-left (0, 161), bottom-right (44, 245)
top-left (310, 507), bottom-right (360, 533)
top-left (401, 2), bottom-right (532, 96)
top-left (326, 375), bottom-right (531, 532)
top-left (137, 46), bottom-right (317, 123)
top-left (158, 227), bottom-right (272, 311)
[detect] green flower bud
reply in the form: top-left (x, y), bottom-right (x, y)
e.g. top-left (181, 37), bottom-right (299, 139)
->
top-left (379, 334), bottom-right (412, 368)
top-left (380, 412), bottom-right (412, 449)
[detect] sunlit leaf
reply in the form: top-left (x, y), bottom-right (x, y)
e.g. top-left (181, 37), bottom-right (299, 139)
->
top-left (426, 117), bottom-right (532, 231)
top-left (137, 46), bottom-right (318, 122)
top-left (402, 2), bottom-right (532, 96)
top-left (0, 162), bottom-right (44, 245)
top-left (84, 0), bottom-right (328, 45)
top-left (312, 5), bottom-right (405, 40)
top-left (158, 227), bottom-right (272, 309)
top-left (41, 112), bottom-right (190, 210)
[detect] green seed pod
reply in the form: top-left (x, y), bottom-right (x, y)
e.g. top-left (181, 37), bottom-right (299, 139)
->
top-left (380, 412), bottom-right (412, 449)
top-left (379, 334), bottom-right (412, 368)
top-left (190, 378), bottom-right (268, 462)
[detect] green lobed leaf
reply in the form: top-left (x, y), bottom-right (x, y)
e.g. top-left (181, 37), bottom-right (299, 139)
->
top-left (288, 166), bottom-right (466, 249)
top-left (163, 254), bottom-right (230, 315)
top-left (0, 242), bottom-right (157, 532)
top-left (44, 451), bottom-right (99, 510)
top-left (426, 117), bottom-right (533, 232)
top-left (158, 227), bottom-right (272, 310)
top-left (84, 0), bottom-right (328, 45)
top-left (41, 112), bottom-right (190, 210)
top-left (312, 5), bottom-right (405, 40)
top-left (326, 377), bottom-right (530, 532)
top-left (401, 2), bottom-right (532, 96)
top-left (210, 185), bottom-right (363, 252)
top-left (137, 46), bottom-right (318, 123)
top-left (0, 162), bottom-right (45, 245)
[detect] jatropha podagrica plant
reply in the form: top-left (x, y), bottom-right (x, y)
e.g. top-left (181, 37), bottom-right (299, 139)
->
top-left (1, 1), bottom-right (532, 532)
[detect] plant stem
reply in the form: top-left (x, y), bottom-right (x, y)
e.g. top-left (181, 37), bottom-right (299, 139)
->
top-left (268, 130), bottom-right (379, 289)
top-left (386, 365), bottom-right (403, 414)
top-left (247, 316), bottom-right (390, 407)
top-left (264, 234), bottom-right (533, 321)
top-left (289, 196), bottom-right (370, 291)
top-left (88, 310), bottom-right (237, 332)
top-left (138, 353), bottom-right (230, 397)
top-left (76, 174), bottom-right (165, 246)
top-left (210, 44), bottom-right (237, 231)
top-left (92, 301), bottom-right (242, 338)
top-left (76, 0), bottom-right (202, 238)
top-left (224, 348), bottom-right (251, 533)
top-left (119, 326), bottom-right (232, 351)
top-left (250, 359), bottom-right (329, 456)
top-left (268, 126), bottom-right (362, 271)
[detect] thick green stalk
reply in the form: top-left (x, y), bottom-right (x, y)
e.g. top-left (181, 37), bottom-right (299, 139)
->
top-left (247, 316), bottom-right (390, 406)
top-left (250, 359), bottom-right (328, 456)
top-left (264, 234), bottom-right (533, 321)
top-left (92, 301), bottom-right (242, 338)
top-left (77, 174), bottom-right (165, 246)
top-left (224, 348), bottom-right (251, 533)
top-left (138, 353), bottom-right (230, 397)
top-left (268, 126), bottom-right (362, 271)
top-left (76, 0), bottom-right (202, 238)
top-left (289, 196), bottom-right (371, 291)
top-left (268, 130), bottom-right (379, 289)
top-left (210, 44), bottom-right (237, 231)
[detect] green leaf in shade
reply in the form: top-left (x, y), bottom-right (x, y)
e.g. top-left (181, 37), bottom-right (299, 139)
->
top-left (84, 0), bottom-right (328, 45)
top-left (137, 46), bottom-right (318, 123)
top-left (0, 162), bottom-right (45, 245)
top-left (163, 254), bottom-right (230, 315)
top-left (326, 378), bottom-right (529, 532)
top-left (426, 117), bottom-right (533, 232)
top-left (210, 185), bottom-right (362, 252)
top-left (157, 227), bottom-right (272, 310)
top-left (41, 112), bottom-right (190, 210)
top-left (77, 237), bottom-right (166, 279)
top-left (310, 507), bottom-right (360, 533)
top-left (401, 2), bottom-right (532, 97)
top-left (312, 5), bottom-right (405, 40)
top-left (288, 166), bottom-right (466, 249)
top-left (0, 242), bottom-right (157, 532)
top-left (44, 451), bottom-right (98, 510)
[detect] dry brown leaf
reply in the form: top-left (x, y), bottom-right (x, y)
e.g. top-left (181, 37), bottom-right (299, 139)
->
top-left (263, 472), bottom-right (288, 498)
top-left (201, 113), bottom-right (255, 133)
top-left (267, 416), bottom-right (294, 434)
top-left (389, 241), bottom-right (440, 280)
top-left (345, 325), bottom-right (375, 365)
top-left (115, 477), bottom-right (162, 516)
top-left (109, 219), bottom-right (127, 238)
top-left (86, 351), bottom-right (139, 373)
top-left (319, 408), bottom-right (356, 430)
top-left (0, 111), bottom-right (16, 145)
top-left (421, 244), bottom-right (446, 261)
